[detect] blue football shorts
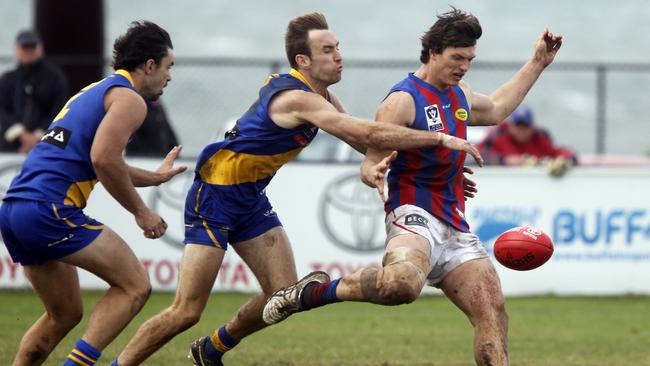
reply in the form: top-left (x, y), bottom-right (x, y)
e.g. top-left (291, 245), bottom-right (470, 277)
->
top-left (183, 181), bottom-right (282, 250)
top-left (0, 199), bottom-right (104, 265)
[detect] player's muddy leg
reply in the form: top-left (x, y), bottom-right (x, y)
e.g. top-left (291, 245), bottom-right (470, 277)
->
top-left (336, 234), bottom-right (430, 304)
top-left (440, 258), bottom-right (509, 366)
top-left (13, 262), bottom-right (83, 366)
top-left (262, 234), bottom-right (432, 326)
top-left (227, 226), bottom-right (298, 338)
top-left (187, 227), bottom-right (298, 365)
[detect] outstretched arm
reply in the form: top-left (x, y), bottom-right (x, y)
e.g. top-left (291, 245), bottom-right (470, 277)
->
top-left (127, 145), bottom-right (188, 187)
top-left (269, 89), bottom-right (483, 165)
top-left (468, 28), bottom-right (562, 126)
top-left (328, 90), bottom-right (367, 155)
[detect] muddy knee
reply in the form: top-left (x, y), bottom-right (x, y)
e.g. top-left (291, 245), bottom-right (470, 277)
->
top-left (360, 247), bottom-right (429, 305)
top-left (378, 276), bottom-right (420, 304)
top-left (472, 292), bottom-right (508, 330)
top-left (361, 268), bottom-right (421, 305)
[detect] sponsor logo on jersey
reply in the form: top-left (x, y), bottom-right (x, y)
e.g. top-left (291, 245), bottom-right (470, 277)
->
top-left (455, 108), bottom-right (468, 121)
top-left (41, 126), bottom-right (72, 149)
top-left (424, 104), bottom-right (444, 131)
top-left (405, 214), bottom-right (429, 228)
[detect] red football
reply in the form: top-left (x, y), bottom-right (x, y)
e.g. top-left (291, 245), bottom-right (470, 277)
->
top-left (493, 226), bottom-right (554, 271)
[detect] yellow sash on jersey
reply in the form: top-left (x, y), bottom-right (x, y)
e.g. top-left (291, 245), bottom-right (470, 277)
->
top-left (64, 179), bottom-right (97, 207)
top-left (199, 148), bottom-right (303, 185)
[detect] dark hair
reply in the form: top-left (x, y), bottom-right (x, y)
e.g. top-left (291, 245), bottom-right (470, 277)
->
top-left (112, 20), bottom-right (173, 71)
top-left (285, 13), bottom-right (329, 69)
top-left (420, 7), bottom-right (482, 63)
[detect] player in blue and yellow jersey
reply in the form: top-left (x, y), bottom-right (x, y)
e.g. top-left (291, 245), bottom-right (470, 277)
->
top-left (264, 8), bottom-right (563, 366)
top-left (114, 13), bottom-right (484, 366)
top-left (0, 21), bottom-right (186, 366)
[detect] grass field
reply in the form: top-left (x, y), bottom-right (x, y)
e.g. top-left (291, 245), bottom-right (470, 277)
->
top-left (0, 291), bottom-right (648, 366)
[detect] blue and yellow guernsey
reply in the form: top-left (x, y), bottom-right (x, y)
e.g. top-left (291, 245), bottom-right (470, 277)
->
top-left (193, 69), bottom-right (324, 207)
top-left (4, 70), bottom-right (136, 208)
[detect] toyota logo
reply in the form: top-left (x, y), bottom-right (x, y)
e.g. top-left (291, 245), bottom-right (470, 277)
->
top-left (319, 172), bottom-right (386, 252)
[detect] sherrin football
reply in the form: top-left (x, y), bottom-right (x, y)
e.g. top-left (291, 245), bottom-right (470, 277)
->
top-left (493, 226), bottom-right (554, 271)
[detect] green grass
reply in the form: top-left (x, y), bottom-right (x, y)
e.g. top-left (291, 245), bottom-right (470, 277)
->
top-left (0, 291), bottom-right (649, 365)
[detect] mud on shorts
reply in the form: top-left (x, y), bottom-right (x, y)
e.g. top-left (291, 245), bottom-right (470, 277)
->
top-left (183, 181), bottom-right (282, 250)
top-left (385, 204), bottom-right (488, 286)
top-left (0, 199), bottom-right (104, 265)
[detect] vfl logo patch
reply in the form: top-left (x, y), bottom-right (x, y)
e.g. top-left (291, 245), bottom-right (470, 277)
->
top-left (404, 214), bottom-right (429, 228)
top-left (455, 108), bottom-right (468, 121)
top-left (41, 126), bottom-right (72, 149)
top-left (424, 104), bottom-right (444, 131)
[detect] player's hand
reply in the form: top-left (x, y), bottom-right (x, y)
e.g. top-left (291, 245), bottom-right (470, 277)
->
top-left (439, 134), bottom-right (484, 167)
top-left (462, 166), bottom-right (477, 201)
top-left (366, 151), bottom-right (397, 202)
top-left (533, 28), bottom-right (562, 67)
top-left (155, 145), bottom-right (188, 185)
top-left (135, 208), bottom-right (168, 239)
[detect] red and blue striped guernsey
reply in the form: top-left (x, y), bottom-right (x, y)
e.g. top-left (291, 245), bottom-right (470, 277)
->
top-left (385, 73), bottom-right (471, 232)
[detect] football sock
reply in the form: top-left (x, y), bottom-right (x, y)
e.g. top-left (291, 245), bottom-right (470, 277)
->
top-left (63, 339), bottom-right (101, 366)
top-left (204, 325), bottom-right (239, 361)
top-left (110, 360), bottom-right (119, 366)
top-left (300, 278), bottom-right (341, 309)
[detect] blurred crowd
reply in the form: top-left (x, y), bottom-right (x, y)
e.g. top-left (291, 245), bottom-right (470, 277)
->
top-left (2, 29), bottom-right (580, 172)
top-left (0, 29), bottom-right (178, 157)
top-left (477, 105), bottom-right (577, 177)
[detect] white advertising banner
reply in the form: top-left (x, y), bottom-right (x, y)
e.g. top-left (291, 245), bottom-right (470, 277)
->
top-left (0, 154), bottom-right (648, 295)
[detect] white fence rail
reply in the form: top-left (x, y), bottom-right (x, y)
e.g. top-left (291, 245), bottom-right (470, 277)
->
top-left (0, 155), bottom-right (648, 295)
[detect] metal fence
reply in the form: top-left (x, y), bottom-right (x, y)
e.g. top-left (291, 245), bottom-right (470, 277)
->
top-left (2, 56), bottom-right (649, 158)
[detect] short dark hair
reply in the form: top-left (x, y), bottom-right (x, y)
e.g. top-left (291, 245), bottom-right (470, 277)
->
top-left (420, 7), bottom-right (482, 64)
top-left (285, 13), bottom-right (329, 69)
top-left (112, 20), bottom-right (173, 71)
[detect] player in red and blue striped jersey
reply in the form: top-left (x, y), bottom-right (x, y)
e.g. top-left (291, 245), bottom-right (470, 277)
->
top-left (264, 7), bottom-right (562, 366)
top-left (382, 73), bottom-right (473, 232)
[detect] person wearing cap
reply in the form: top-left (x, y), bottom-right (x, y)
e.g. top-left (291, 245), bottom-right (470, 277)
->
top-left (478, 105), bottom-right (577, 175)
top-left (0, 29), bottom-right (69, 153)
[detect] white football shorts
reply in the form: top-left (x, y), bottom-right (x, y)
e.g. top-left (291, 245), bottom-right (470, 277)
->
top-left (385, 204), bottom-right (488, 286)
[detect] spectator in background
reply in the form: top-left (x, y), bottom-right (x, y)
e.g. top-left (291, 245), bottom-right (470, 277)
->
top-left (0, 29), bottom-right (68, 153)
top-left (126, 99), bottom-right (179, 157)
top-left (478, 105), bottom-right (577, 176)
